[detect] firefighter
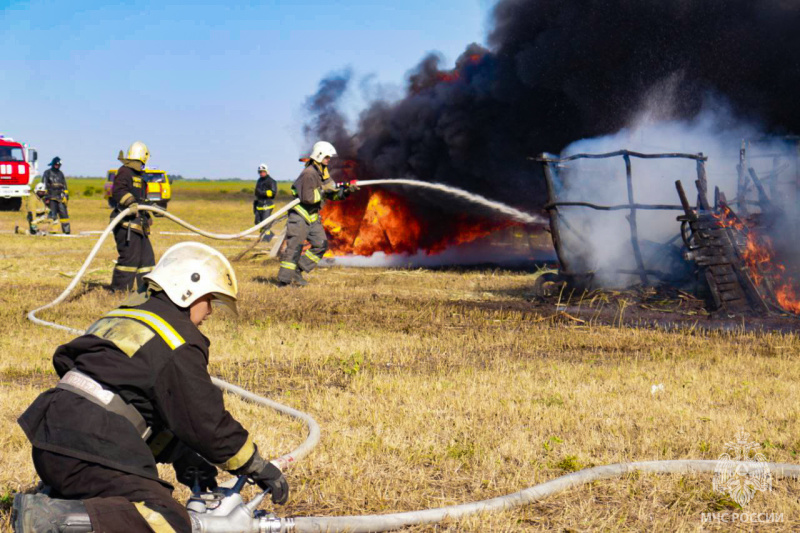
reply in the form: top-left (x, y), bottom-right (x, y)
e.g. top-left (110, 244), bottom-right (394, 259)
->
top-left (277, 141), bottom-right (356, 287)
top-left (14, 183), bottom-right (53, 235)
top-left (254, 163), bottom-right (277, 242)
top-left (13, 242), bottom-right (289, 533)
top-left (41, 156), bottom-right (70, 234)
top-left (110, 141), bottom-right (156, 292)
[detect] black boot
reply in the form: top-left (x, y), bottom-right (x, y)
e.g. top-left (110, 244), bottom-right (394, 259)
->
top-left (12, 493), bottom-right (92, 533)
top-left (293, 270), bottom-right (308, 287)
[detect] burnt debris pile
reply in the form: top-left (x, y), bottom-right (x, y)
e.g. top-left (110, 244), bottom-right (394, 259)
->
top-left (536, 138), bottom-right (800, 316)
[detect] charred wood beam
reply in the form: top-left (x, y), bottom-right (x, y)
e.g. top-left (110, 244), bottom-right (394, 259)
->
top-left (534, 150), bottom-right (707, 163)
top-left (737, 141), bottom-right (749, 215)
top-left (675, 180), bottom-right (694, 217)
top-left (624, 154), bottom-right (648, 286)
top-left (716, 223), bottom-right (772, 314)
top-left (695, 158), bottom-right (711, 211)
top-left (543, 201), bottom-right (685, 211)
top-left (747, 167), bottom-right (773, 211)
top-left (675, 180), bottom-right (699, 251)
top-left (541, 162), bottom-right (572, 275)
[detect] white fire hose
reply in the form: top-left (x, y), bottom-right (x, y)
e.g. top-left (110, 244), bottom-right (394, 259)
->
top-left (25, 196), bottom-right (800, 532)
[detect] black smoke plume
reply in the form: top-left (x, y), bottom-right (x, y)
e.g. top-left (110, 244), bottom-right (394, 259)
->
top-left (303, 0), bottom-right (800, 210)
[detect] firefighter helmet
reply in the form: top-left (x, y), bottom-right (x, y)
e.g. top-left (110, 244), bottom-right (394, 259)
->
top-left (122, 141), bottom-right (150, 164)
top-left (49, 157), bottom-right (62, 167)
top-left (144, 242), bottom-right (238, 315)
top-left (258, 163), bottom-right (269, 173)
top-left (34, 182), bottom-right (46, 194)
top-left (309, 141), bottom-right (337, 163)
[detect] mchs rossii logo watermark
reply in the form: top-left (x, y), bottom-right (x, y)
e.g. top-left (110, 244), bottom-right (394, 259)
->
top-left (702, 428), bottom-right (782, 524)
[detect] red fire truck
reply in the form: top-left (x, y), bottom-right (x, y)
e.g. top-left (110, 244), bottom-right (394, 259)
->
top-left (0, 134), bottom-right (39, 211)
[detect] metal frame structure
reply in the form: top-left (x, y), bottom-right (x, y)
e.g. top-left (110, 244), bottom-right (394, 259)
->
top-left (535, 150), bottom-right (708, 287)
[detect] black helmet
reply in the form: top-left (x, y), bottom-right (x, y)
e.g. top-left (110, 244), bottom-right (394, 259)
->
top-left (49, 156), bottom-right (62, 167)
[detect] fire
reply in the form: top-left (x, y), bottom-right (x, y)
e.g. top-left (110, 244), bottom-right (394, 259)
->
top-left (409, 52), bottom-right (485, 94)
top-left (776, 284), bottom-right (800, 315)
top-left (715, 206), bottom-right (800, 314)
top-left (741, 230), bottom-right (800, 314)
top-left (321, 188), bottom-right (514, 257)
top-left (437, 71), bottom-right (460, 84)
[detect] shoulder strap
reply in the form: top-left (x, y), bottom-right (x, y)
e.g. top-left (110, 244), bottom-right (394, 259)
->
top-left (104, 309), bottom-right (186, 350)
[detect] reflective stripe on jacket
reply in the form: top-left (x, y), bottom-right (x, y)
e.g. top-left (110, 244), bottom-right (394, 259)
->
top-left (17, 291), bottom-right (253, 485)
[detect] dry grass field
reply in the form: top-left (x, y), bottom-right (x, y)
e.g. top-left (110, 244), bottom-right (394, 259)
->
top-left (1, 180), bottom-right (799, 531)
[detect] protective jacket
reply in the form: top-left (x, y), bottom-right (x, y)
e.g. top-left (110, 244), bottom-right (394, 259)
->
top-left (111, 165), bottom-right (151, 235)
top-left (27, 193), bottom-right (48, 220)
top-left (254, 174), bottom-right (277, 212)
top-left (290, 162), bottom-right (341, 223)
top-left (18, 291), bottom-right (254, 487)
top-left (42, 168), bottom-right (68, 200)
top-left (25, 194), bottom-right (51, 234)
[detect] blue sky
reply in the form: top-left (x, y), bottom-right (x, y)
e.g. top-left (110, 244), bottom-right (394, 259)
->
top-left (1, 1), bottom-right (490, 180)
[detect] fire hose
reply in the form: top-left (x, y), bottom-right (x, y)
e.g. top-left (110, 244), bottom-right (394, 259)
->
top-left (25, 193), bottom-right (800, 532)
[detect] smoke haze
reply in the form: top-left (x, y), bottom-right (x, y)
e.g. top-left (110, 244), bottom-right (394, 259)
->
top-left (303, 0), bottom-right (800, 210)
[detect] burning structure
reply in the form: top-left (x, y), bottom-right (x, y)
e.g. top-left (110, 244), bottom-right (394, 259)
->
top-left (536, 137), bottom-right (800, 316)
top-left (301, 0), bottom-right (799, 270)
top-left (287, 0), bottom-right (800, 323)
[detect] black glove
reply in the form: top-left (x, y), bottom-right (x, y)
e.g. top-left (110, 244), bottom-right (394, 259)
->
top-left (234, 448), bottom-right (289, 505)
top-left (174, 450), bottom-right (218, 492)
top-left (336, 184), bottom-right (353, 200)
top-left (252, 461), bottom-right (289, 505)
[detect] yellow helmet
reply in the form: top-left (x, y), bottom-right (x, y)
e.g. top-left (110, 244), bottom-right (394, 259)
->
top-left (122, 141), bottom-right (150, 164)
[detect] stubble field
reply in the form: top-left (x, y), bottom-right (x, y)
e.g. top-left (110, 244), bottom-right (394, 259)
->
top-left (1, 179), bottom-right (799, 531)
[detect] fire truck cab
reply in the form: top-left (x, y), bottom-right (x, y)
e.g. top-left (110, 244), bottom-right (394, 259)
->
top-left (0, 135), bottom-right (38, 211)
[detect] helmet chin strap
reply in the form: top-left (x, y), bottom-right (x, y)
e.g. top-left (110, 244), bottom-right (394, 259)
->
top-left (123, 160), bottom-right (145, 171)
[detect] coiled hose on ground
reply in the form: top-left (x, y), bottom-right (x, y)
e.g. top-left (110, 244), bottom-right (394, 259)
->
top-left (26, 199), bottom-right (800, 532)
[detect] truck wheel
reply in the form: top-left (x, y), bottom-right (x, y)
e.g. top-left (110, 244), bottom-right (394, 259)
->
top-left (0, 198), bottom-right (22, 211)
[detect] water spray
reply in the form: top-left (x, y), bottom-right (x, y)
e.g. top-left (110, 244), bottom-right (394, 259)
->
top-left (353, 179), bottom-right (544, 225)
top-left (24, 183), bottom-right (800, 532)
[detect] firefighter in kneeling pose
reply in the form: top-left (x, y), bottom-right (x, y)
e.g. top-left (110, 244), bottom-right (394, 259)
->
top-left (254, 163), bottom-right (277, 242)
top-left (277, 141), bottom-right (356, 286)
top-left (110, 141), bottom-right (156, 292)
top-left (41, 156), bottom-right (71, 234)
top-left (15, 183), bottom-right (53, 235)
top-left (14, 242), bottom-right (289, 533)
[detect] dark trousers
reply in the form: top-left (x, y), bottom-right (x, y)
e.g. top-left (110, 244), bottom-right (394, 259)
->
top-left (254, 204), bottom-right (275, 241)
top-left (111, 224), bottom-right (156, 292)
top-left (277, 211), bottom-right (327, 283)
top-left (48, 199), bottom-right (70, 234)
top-left (33, 448), bottom-right (191, 533)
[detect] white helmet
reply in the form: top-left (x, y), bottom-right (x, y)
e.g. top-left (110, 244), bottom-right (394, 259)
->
top-left (144, 242), bottom-right (238, 315)
top-left (122, 141), bottom-right (150, 164)
top-left (309, 141), bottom-right (337, 164)
top-left (34, 182), bottom-right (46, 194)
top-left (258, 163), bottom-right (269, 173)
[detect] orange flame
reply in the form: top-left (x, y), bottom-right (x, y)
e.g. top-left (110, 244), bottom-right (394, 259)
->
top-left (322, 188), bottom-right (514, 257)
top-left (742, 231), bottom-right (800, 314)
top-left (715, 206), bottom-right (800, 314)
